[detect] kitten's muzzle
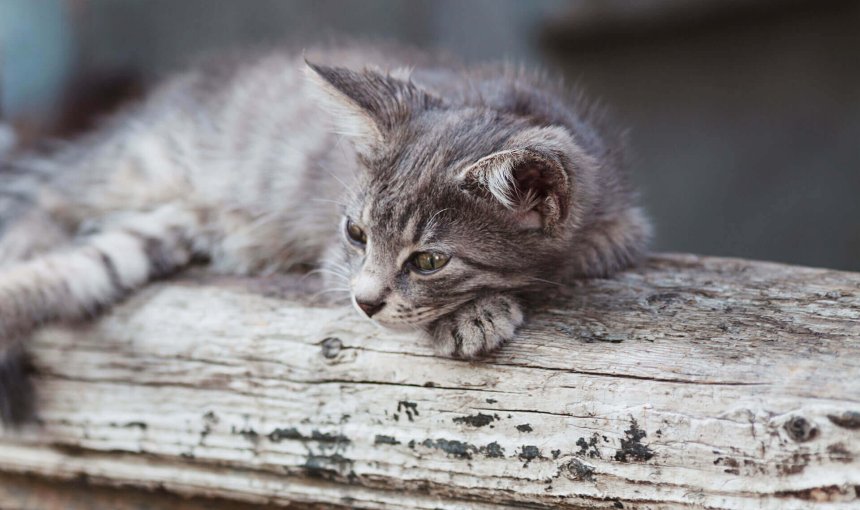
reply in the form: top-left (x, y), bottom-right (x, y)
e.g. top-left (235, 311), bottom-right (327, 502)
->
top-left (356, 299), bottom-right (386, 318)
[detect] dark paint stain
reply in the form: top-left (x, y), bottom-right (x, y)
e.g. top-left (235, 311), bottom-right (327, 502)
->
top-left (267, 427), bottom-right (303, 442)
top-left (715, 456), bottom-right (740, 475)
top-left (784, 416), bottom-right (818, 442)
top-left (519, 445), bottom-right (542, 467)
top-left (742, 458), bottom-right (767, 475)
top-left (422, 438), bottom-right (477, 460)
top-left (828, 411), bottom-right (860, 430)
top-left (551, 449), bottom-right (561, 459)
top-left (482, 441), bottom-right (505, 458)
top-left (51, 444), bottom-right (89, 457)
top-left (453, 413), bottom-right (497, 427)
top-left (827, 443), bottom-right (852, 463)
top-left (233, 426), bottom-right (260, 444)
top-left (199, 412), bottom-right (218, 443)
top-left (565, 458), bottom-right (595, 482)
top-left (775, 485), bottom-right (851, 501)
top-left (614, 418), bottom-right (654, 462)
top-left (777, 452), bottom-right (811, 476)
top-left (486, 398), bottom-right (498, 404)
top-left (279, 420), bottom-right (355, 483)
top-left (516, 423), bottom-right (533, 433)
top-left (576, 433), bottom-right (601, 458)
top-left (123, 421), bottom-right (148, 430)
top-left (303, 453), bottom-right (355, 481)
top-left (613, 502), bottom-right (624, 509)
top-left (266, 427), bottom-right (350, 447)
top-left (397, 401), bottom-right (419, 422)
top-left (311, 430), bottom-right (351, 444)
top-left (320, 337), bottom-right (342, 359)
top-left (423, 381), bottom-right (436, 387)
top-left (374, 435), bottom-right (400, 445)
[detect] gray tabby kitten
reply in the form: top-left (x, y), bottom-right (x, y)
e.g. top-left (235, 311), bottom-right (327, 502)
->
top-left (0, 46), bottom-right (650, 424)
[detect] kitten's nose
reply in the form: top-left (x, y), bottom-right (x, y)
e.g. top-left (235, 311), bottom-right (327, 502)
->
top-left (356, 299), bottom-right (386, 318)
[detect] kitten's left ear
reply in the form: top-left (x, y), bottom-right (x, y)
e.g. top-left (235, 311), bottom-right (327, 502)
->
top-left (460, 126), bottom-right (581, 232)
top-left (305, 61), bottom-right (441, 154)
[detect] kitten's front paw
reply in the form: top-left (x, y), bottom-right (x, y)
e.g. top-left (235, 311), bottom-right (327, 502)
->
top-left (430, 294), bottom-right (524, 359)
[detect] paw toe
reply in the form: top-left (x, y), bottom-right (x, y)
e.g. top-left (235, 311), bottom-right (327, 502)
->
top-left (457, 319), bottom-right (495, 359)
top-left (429, 295), bottom-right (525, 359)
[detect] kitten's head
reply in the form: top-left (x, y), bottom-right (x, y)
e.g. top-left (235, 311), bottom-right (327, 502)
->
top-left (307, 62), bottom-right (596, 327)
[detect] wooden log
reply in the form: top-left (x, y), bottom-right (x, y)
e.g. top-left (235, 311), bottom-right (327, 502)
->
top-left (0, 254), bottom-right (858, 509)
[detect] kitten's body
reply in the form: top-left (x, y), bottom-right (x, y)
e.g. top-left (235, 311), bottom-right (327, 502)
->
top-left (0, 46), bottom-right (649, 424)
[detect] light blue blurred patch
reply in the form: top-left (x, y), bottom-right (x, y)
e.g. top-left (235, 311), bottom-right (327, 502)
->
top-left (0, 0), bottom-right (73, 121)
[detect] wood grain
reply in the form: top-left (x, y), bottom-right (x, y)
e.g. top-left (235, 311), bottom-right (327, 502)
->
top-left (0, 254), bottom-right (858, 509)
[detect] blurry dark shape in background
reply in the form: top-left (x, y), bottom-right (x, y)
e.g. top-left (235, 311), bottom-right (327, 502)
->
top-left (1, 0), bottom-right (858, 271)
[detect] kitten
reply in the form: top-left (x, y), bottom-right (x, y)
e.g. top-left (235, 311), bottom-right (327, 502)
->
top-left (0, 46), bottom-right (650, 425)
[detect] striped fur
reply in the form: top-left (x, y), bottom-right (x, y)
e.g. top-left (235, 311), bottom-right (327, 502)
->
top-left (0, 45), bottom-right (650, 425)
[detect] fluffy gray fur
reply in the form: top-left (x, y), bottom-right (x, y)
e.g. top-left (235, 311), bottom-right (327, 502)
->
top-left (0, 46), bottom-right (650, 425)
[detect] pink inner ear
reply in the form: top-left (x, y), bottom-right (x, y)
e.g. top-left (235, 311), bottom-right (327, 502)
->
top-left (517, 209), bottom-right (543, 229)
top-left (513, 161), bottom-right (555, 202)
top-left (508, 160), bottom-right (554, 227)
top-left (461, 147), bottom-right (570, 230)
top-left (509, 154), bottom-right (570, 230)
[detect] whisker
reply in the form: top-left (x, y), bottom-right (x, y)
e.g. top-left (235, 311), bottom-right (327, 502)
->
top-left (311, 287), bottom-right (351, 301)
top-left (306, 267), bottom-right (349, 278)
top-left (323, 260), bottom-right (351, 271)
top-left (527, 276), bottom-right (566, 287)
top-left (316, 163), bottom-right (359, 202)
top-left (310, 198), bottom-right (349, 208)
top-left (281, 142), bottom-right (359, 202)
top-left (303, 268), bottom-right (350, 284)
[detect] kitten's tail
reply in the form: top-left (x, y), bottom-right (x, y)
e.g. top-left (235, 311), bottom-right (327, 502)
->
top-left (0, 345), bottom-right (33, 425)
top-left (0, 203), bottom-right (203, 426)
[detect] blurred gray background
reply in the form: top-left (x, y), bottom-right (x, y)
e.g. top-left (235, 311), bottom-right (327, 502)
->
top-left (1, 0), bottom-right (858, 270)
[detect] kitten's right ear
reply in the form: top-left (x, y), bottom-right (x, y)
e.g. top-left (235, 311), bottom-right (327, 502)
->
top-left (304, 60), bottom-right (441, 154)
top-left (459, 126), bottom-right (585, 232)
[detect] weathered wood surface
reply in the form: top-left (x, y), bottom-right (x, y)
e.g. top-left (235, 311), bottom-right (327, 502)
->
top-left (0, 254), bottom-right (858, 509)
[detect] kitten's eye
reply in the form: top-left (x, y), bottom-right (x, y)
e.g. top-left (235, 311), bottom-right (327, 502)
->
top-left (346, 219), bottom-right (367, 246)
top-left (411, 251), bottom-right (450, 273)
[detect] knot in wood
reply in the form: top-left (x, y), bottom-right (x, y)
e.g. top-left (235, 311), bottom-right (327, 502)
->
top-left (320, 337), bottom-right (343, 359)
top-left (784, 416), bottom-right (818, 442)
